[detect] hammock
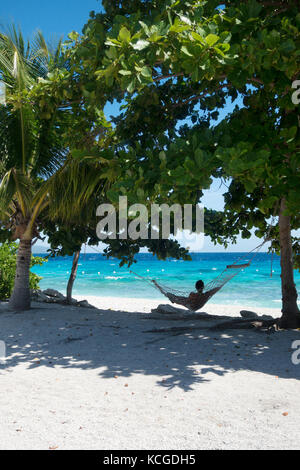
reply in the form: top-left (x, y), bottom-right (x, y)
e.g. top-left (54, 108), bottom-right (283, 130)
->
top-left (130, 262), bottom-right (250, 311)
top-left (129, 233), bottom-right (273, 311)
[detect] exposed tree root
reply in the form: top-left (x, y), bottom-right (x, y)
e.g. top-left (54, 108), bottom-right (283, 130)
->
top-left (145, 304), bottom-right (280, 335)
top-left (144, 318), bottom-right (279, 335)
top-left (210, 318), bottom-right (278, 331)
top-left (147, 313), bottom-right (229, 321)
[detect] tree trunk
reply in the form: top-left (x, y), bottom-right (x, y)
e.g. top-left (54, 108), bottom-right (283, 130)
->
top-left (278, 198), bottom-right (300, 328)
top-left (66, 250), bottom-right (80, 304)
top-left (8, 238), bottom-right (32, 311)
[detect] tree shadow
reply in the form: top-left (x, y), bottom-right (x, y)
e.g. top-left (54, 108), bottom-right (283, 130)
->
top-left (0, 302), bottom-right (299, 391)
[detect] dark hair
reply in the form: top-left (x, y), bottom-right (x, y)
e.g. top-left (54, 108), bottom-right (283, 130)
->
top-left (195, 280), bottom-right (204, 291)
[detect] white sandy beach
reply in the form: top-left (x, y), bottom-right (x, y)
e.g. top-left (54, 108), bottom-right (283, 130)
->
top-left (0, 296), bottom-right (299, 450)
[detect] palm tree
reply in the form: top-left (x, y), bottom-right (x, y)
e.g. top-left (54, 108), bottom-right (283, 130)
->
top-left (0, 27), bottom-right (117, 311)
top-left (0, 27), bottom-right (69, 310)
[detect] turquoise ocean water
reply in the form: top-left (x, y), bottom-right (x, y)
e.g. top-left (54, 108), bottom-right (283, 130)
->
top-left (32, 252), bottom-right (300, 309)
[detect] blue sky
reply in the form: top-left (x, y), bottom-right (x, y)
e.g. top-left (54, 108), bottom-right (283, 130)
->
top-left (0, 1), bottom-right (270, 253)
top-left (0, 0), bottom-right (102, 41)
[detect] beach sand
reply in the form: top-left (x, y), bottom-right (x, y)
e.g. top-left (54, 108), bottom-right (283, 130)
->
top-left (0, 296), bottom-right (299, 450)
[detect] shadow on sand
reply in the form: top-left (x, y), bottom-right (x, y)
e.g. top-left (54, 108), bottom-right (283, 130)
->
top-left (1, 302), bottom-right (299, 390)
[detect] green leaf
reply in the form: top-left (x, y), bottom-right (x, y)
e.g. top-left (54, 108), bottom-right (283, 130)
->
top-left (127, 79), bottom-right (136, 93)
top-left (279, 39), bottom-right (296, 55)
top-left (219, 32), bottom-right (232, 44)
top-left (148, 33), bottom-right (163, 42)
top-left (118, 69), bottom-right (132, 76)
top-left (68, 31), bottom-right (80, 41)
top-left (140, 66), bottom-right (152, 79)
top-left (184, 157), bottom-right (197, 174)
top-left (181, 46), bottom-right (193, 57)
top-left (191, 32), bottom-right (204, 45)
top-left (205, 34), bottom-right (219, 47)
top-left (286, 126), bottom-right (298, 143)
top-left (105, 38), bottom-right (121, 47)
top-left (119, 27), bottom-right (131, 43)
top-left (178, 15), bottom-right (192, 26)
top-left (191, 68), bottom-right (199, 82)
top-left (137, 187), bottom-right (144, 199)
top-left (132, 40), bottom-right (150, 51)
top-left (244, 180), bottom-right (257, 192)
top-left (107, 189), bottom-right (120, 204)
top-left (194, 149), bottom-right (205, 167)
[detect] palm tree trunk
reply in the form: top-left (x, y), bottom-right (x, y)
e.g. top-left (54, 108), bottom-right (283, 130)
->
top-left (66, 250), bottom-right (80, 304)
top-left (8, 238), bottom-right (32, 311)
top-left (278, 198), bottom-right (300, 328)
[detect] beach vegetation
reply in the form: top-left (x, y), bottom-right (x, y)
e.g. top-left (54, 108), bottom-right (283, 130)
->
top-left (0, 242), bottom-right (44, 300)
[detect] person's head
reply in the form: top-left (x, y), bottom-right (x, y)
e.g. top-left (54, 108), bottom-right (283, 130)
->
top-left (195, 280), bottom-right (204, 293)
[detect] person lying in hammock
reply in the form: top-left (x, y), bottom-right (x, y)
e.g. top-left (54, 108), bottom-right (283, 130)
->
top-left (152, 279), bottom-right (221, 311)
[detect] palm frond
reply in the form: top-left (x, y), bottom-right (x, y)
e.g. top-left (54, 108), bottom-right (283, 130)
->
top-left (0, 168), bottom-right (34, 218)
top-left (0, 170), bottom-right (17, 216)
top-left (0, 26), bottom-right (64, 93)
top-left (0, 102), bottom-right (37, 170)
top-left (37, 155), bottom-right (111, 224)
top-left (12, 169), bottom-right (35, 215)
top-left (0, 31), bottom-right (36, 90)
